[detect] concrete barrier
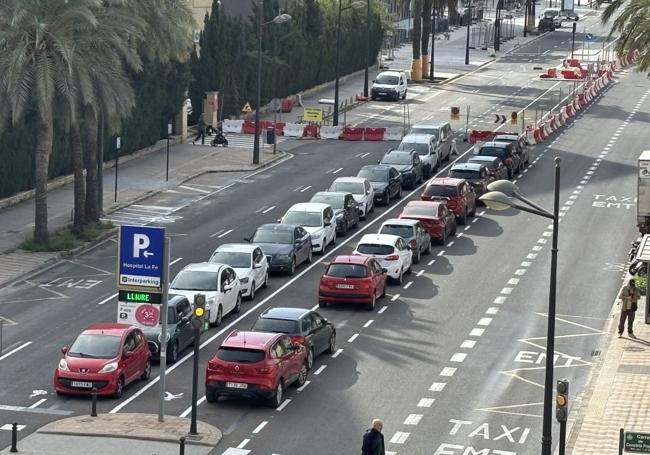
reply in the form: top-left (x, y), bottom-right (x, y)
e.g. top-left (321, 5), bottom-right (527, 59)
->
top-left (320, 126), bottom-right (343, 139)
top-left (284, 123), bottom-right (305, 137)
top-left (223, 119), bottom-right (243, 133)
top-left (384, 127), bottom-right (403, 141)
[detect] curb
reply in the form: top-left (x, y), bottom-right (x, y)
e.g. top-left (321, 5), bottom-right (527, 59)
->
top-left (36, 429), bottom-right (216, 447)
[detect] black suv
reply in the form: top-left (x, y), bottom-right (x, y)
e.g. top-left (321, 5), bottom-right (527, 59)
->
top-left (378, 150), bottom-right (424, 189)
top-left (538, 17), bottom-right (555, 32)
top-left (357, 164), bottom-right (403, 206)
top-left (476, 142), bottom-right (522, 179)
top-left (310, 191), bottom-right (360, 236)
top-left (142, 295), bottom-right (194, 363)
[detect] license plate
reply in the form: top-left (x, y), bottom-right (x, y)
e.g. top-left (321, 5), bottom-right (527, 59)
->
top-left (379, 92), bottom-right (387, 95)
top-left (336, 284), bottom-right (354, 289)
top-left (71, 381), bottom-right (93, 388)
top-left (226, 382), bottom-right (248, 389)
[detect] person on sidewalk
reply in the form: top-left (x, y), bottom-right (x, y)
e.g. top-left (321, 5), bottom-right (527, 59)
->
top-left (618, 279), bottom-right (640, 338)
top-left (193, 116), bottom-right (207, 145)
top-left (362, 419), bottom-right (385, 455)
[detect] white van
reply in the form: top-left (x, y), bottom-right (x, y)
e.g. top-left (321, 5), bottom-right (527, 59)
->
top-left (371, 71), bottom-right (408, 101)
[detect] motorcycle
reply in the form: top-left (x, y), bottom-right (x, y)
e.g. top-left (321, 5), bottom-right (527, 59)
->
top-left (629, 238), bottom-right (646, 276)
top-left (211, 131), bottom-right (228, 147)
top-left (629, 238), bottom-right (641, 262)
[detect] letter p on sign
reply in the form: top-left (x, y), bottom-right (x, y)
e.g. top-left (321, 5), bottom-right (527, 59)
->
top-left (133, 234), bottom-right (150, 258)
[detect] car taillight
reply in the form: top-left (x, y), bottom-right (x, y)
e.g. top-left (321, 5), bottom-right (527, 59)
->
top-left (409, 239), bottom-right (418, 248)
top-left (256, 366), bottom-right (271, 374)
top-left (207, 362), bottom-right (220, 371)
top-left (386, 255), bottom-right (399, 261)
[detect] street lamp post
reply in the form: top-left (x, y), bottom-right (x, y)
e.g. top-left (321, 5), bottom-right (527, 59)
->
top-left (480, 158), bottom-right (561, 455)
top-left (363, 0), bottom-right (371, 98)
top-left (571, 22), bottom-right (577, 59)
top-left (429, 8), bottom-right (436, 82)
top-left (465, 1), bottom-right (471, 65)
top-left (252, 2), bottom-right (291, 165)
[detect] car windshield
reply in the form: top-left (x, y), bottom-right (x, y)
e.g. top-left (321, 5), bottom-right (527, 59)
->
top-left (252, 229), bottom-right (293, 244)
top-left (398, 142), bottom-right (429, 155)
top-left (375, 75), bottom-right (399, 85)
top-left (216, 347), bottom-right (265, 363)
top-left (544, 10), bottom-right (558, 17)
top-left (326, 263), bottom-right (368, 278)
top-left (423, 185), bottom-right (458, 197)
top-left (380, 224), bottom-right (414, 239)
top-left (410, 126), bottom-right (439, 138)
top-left (210, 251), bottom-right (251, 268)
top-left (357, 169), bottom-right (388, 182)
top-left (478, 147), bottom-right (508, 160)
top-left (450, 170), bottom-right (480, 180)
top-left (357, 243), bottom-right (395, 255)
top-left (381, 153), bottom-right (411, 165)
top-left (253, 318), bottom-right (300, 334)
top-left (282, 211), bottom-right (322, 227)
top-left (330, 181), bottom-right (364, 195)
top-left (68, 334), bottom-right (121, 359)
top-left (171, 270), bottom-right (217, 291)
top-left (311, 194), bottom-right (344, 209)
top-left (402, 206), bottom-right (436, 217)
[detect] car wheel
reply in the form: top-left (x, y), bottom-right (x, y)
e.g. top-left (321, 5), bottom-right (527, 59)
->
top-left (397, 186), bottom-right (403, 199)
top-left (215, 305), bottom-right (223, 326)
top-left (288, 257), bottom-right (297, 275)
top-left (206, 390), bottom-right (218, 403)
top-left (321, 241), bottom-right (327, 255)
top-left (385, 192), bottom-right (390, 206)
top-left (458, 209), bottom-right (468, 225)
top-left (233, 293), bottom-right (242, 313)
top-left (249, 282), bottom-right (255, 300)
top-left (169, 340), bottom-right (179, 363)
top-left (424, 240), bottom-right (432, 255)
top-left (141, 359), bottom-right (151, 380)
top-left (262, 271), bottom-right (269, 289)
top-left (318, 300), bottom-right (327, 308)
top-left (306, 249), bottom-right (313, 264)
top-left (413, 249), bottom-right (421, 264)
top-left (395, 268), bottom-right (404, 285)
top-left (114, 377), bottom-right (125, 399)
top-left (402, 90), bottom-right (407, 99)
top-left (367, 292), bottom-right (376, 311)
top-left (326, 332), bottom-right (336, 354)
top-left (295, 363), bottom-right (308, 388)
top-left (307, 348), bottom-right (314, 370)
top-left (268, 380), bottom-right (284, 408)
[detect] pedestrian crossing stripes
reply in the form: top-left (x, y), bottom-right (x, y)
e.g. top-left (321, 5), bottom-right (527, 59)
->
top-left (191, 132), bottom-right (287, 150)
top-left (101, 204), bottom-right (183, 226)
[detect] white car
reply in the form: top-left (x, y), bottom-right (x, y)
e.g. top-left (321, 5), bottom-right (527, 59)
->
top-left (329, 177), bottom-right (375, 219)
top-left (371, 70), bottom-right (408, 101)
top-left (397, 133), bottom-right (441, 178)
top-left (353, 233), bottom-right (413, 284)
top-left (543, 8), bottom-right (563, 27)
top-left (208, 243), bottom-right (269, 300)
top-left (281, 202), bottom-right (336, 254)
top-left (169, 262), bottom-right (241, 326)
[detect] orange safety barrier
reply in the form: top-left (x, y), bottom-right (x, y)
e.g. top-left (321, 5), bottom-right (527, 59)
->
top-left (274, 123), bottom-right (285, 136)
top-left (342, 127), bottom-right (365, 141)
top-left (303, 124), bottom-right (320, 138)
top-left (578, 94), bottom-right (586, 107)
top-left (363, 128), bottom-right (385, 141)
top-left (281, 98), bottom-right (293, 113)
top-left (242, 120), bottom-right (256, 134)
top-left (534, 128), bottom-right (544, 143)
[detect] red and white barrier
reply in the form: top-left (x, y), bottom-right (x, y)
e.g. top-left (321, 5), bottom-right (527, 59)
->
top-left (320, 126), bottom-right (343, 139)
top-left (384, 127), bottom-right (403, 141)
top-left (341, 127), bottom-right (364, 141)
top-left (283, 123), bottom-right (305, 137)
top-left (303, 124), bottom-right (320, 138)
top-left (364, 128), bottom-right (386, 141)
top-left (223, 119), bottom-right (244, 133)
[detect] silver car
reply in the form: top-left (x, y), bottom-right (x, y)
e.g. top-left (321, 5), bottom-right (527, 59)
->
top-left (378, 218), bottom-right (432, 265)
top-left (407, 121), bottom-right (455, 161)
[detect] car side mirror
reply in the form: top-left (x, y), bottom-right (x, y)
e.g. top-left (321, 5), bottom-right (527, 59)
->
top-left (377, 160), bottom-right (381, 164)
top-left (61, 346), bottom-right (68, 354)
top-left (243, 237), bottom-right (251, 243)
top-left (277, 218), bottom-right (281, 223)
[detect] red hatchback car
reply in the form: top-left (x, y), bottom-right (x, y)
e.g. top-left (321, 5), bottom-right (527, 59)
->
top-left (420, 177), bottom-right (477, 225)
top-left (205, 331), bottom-right (307, 407)
top-left (399, 201), bottom-right (457, 244)
top-left (54, 323), bottom-right (151, 398)
top-left (318, 255), bottom-right (388, 310)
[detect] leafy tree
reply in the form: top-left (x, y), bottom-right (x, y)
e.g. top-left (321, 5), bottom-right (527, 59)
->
top-left (601, 0), bottom-right (650, 72)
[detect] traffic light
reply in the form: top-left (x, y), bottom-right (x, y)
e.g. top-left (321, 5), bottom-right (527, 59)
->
top-left (556, 379), bottom-right (569, 422)
top-left (192, 294), bottom-right (206, 330)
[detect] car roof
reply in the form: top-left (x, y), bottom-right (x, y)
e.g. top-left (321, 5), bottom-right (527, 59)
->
top-left (386, 149), bottom-right (413, 155)
top-left (378, 70), bottom-right (405, 76)
top-left (494, 134), bottom-right (519, 140)
top-left (360, 164), bottom-right (392, 172)
top-left (222, 330), bottom-right (282, 349)
top-left (412, 120), bottom-right (448, 128)
top-left (332, 176), bottom-right (367, 184)
top-left (330, 254), bottom-right (371, 265)
top-left (401, 134), bottom-right (433, 143)
top-left (179, 262), bottom-right (227, 273)
top-left (358, 233), bottom-right (401, 245)
top-left (84, 323), bottom-right (132, 336)
top-left (426, 177), bottom-right (465, 186)
top-left (482, 141), bottom-right (509, 148)
top-left (312, 191), bottom-right (350, 199)
top-left (287, 202), bottom-right (329, 212)
top-left (381, 218), bottom-right (419, 227)
top-left (215, 243), bottom-right (257, 253)
top-left (258, 223), bottom-right (297, 231)
top-left (451, 162), bottom-right (483, 172)
top-left (260, 307), bottom-right (311, 320)
top-left (469, 155), bottom-right (501, 164)
top-left (406, 200), bottom-right (442, 208)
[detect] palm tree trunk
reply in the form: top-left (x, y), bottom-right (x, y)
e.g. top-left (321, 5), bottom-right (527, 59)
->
top-left (71, 125), bottom-right (86, 230)
top-left (33, 110), bottom-right (53, 244)
top-left (411, 0), bottom-right (423, 81)
top-left (421, 0), bottom-right (432, 78)
top-left (84, 114), bottom-right (99, 223)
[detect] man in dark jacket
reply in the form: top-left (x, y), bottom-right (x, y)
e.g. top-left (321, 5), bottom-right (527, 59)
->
top-left (193, 116), bottom-right (207, 145)
top-left (362, 419), bottom-right (385, 455)
top-left (619, 279), bottom-right (641, 338)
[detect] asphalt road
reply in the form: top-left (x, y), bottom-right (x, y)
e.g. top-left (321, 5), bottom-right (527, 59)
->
top-left (0, 12), bottom-right (642, 454)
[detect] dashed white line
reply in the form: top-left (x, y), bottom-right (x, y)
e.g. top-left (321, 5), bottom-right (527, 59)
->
top-left (532, 245), bottom-right (543, 251)
top-left (348, 334), bottom-right (359, 343)
top-left (472, 218), bottom-right (478, 224)
top-left (331, 349), bottom-right (343, 358)
top-left (404, 414), bottom-right (424, 425)
top-left (297, 380), bottom-right (311, 392)
top-left (450, 353), bottom-right (467, 363)
top-left (470, 328), bottom-right (485, 336)
top-left (521, 261), bottom-right (532, 267)
top-left (437, 250), bottom-right (446, 256)
top-left (0, 342), bottom-right (33, 361)
top-left (300, 185), bottom-right (312, 192)
top-left (237, 439), bottom-right (250, 449)
top-left (447, 241), bottom-right (455, 247)
top-left (363, 320), bottom-right (374, 328)
top-left (429, 382), bottom-right (446, 392)
top-left (464, 226), bottom-right (471, 231)
top-left (486, 307), bottom-right (499, 315)
top-left (416, 270), bottom-right (425, 277)
top-left (508, 278), bottom-right (520, 285)
top-left (440, 367), bottom-right (457, 377)
top-left (514, 269), bottom-right (527, 276)
top-left (378, 306), bottom-right (388, 314)
top-left (332, 167), bottom-right (344, 174)
top-left (493, 296), bottom-right (506, 304)
top-left (527, 253), bottom-right (538, 259)
top-left (28, 399), bottom-right (47, 409)
top-left (403, 281), bottom-right (413, 289)
top-left (478, 317), bottom-right (493, 326)
top-left (98, 292), bottom-right (118, 305)
top-left (262, 205), bottom-right (276, 214)
top-left (427, 259), bottom-right (436, 266)
top-left (252, 421), bottom-right (268, 434)
top-left (390, 432), bottom-right (411, 444)
top-left (217, 229), bottom-right (233, 238)
top-left (501, 287), bottom-right (513, 295)
top-left (417, 398), bottom-right (435, 407)
top-left (276, 399), bottom-right (292, 411)
top-left (461, 340), bottom-right (477, 348)
top-left (391, 294), bottom-right (401, 301)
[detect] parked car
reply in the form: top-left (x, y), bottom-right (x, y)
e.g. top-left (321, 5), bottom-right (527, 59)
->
top-left (357, 164), bottom-right (403, 206)
top-left (560, 10), bottom-right (579, 21)
top-left (543, 7), bottom-right (563, 27)
top-left (397, 133), bottom-right (440, 178)
top-left (281, 202), bottom-right (336, 255)
top-left (371, 70), bottom-right (408, 101)
top-left (329, 177), bottom-right (375, 219)
top-left (378, 150), bottom-right (424, 189)
top-left (421, 177), bottom-right (477, 225)
top-left (54, 323), bottom-right (151, 398)
top-left (379, 218), bottom-right (432, 264)
top-left (538, 16), bottom-right (556, 32)
top-left (448, 162), bottom-right (495, 199)
top-left (353, 234), bottom-right (413, 284)
top-left (407, 121), bottom-right (455, 161)
top-left (318, 255), bottom-right (388, 310)
top-left (209, 243), bottom-right (269, 300)
top-left (252, 307), bottom-right (336, 370)
top-left (468, 155), bottom-right (509, 180)
top-left (169, 262), bottom-right (242, 326)
top-left (246, 223), bottom-right (312, 275)
top-left (493, 133), bottom-right (530, 167)
top-left (310, 191), bottom-right (360, 236)
top-left (475, 141), bottom-right (522, 179)
top-left (399, 200), bottom-right (457, 245)
top-left (142, 295), bottom-right (193, 363)
top-left (205, 331), bottom-right (308, 407)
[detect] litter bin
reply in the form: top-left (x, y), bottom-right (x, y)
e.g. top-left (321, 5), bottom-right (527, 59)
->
top-left (266, 127), bottom-right (275, 145)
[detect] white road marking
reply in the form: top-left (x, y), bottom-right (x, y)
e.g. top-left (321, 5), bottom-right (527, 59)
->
top-left (514, 269), bottom-right (527, 275)
top-left (363, 320), bottom-right (374, 328)
top-left (464, 226), bottom-right (471, 231)
top-left (300, 185), bottom-right (312, 192)
top-left (428, 259), bottom-right (436, 266)
top-left (508, 278), bottom-right (520, 285)
top-left (461, 340), bottom-right (477, 348)
top-left (440, 367), bottom-right (457, 377)
top-left (217, 229), bottom-right (233, 238)
top-left (486, 307), bottom-right (499, 315)
top-left (179, 185), bottom-right (210, 194)
top-left (501, 287), bottom-right (513, 295)
top-left (252, 421), bottom-right (268, 434)
top-left (390, 432), bottom-right (410, 444)
top-left (493, 296), bottom-right (506, 304)
top-left (470, 328), bottom-right (485, 336)
top-left (527, 253), bottom-right (538, 259)
top-left (0, 342), bottom-right (32, 361)
top-left (429, 382), bottom-right (446, 392)
top-left (314, 365), bottom-right (327, 375)
top-left (361, 152), bottom-right (370, 158)
top-left (331, 349), bottom-right (343, 358)
top-left (472, 218), bottom-right (478, 223)
top-left (276, 399), bottom-right (291, 411)
top-left (28, 399), bottom-right (47, 409)
top-left (98, 292), bottom-right (118, 306)
top-left (332, 167), bottom-right (344, 174)
top-left (450, 353), bottom-right (467, 362)
top-left (297, 380), bottom-right (311, 392)
top-left (262, 206), bottom-right (276, 214)
top-left (478, 318), bottom-right (493, 326)
top-left (378, 306), bottom-right (388, 314)
top-left (237, 439), bottom-right (250, 449)
top-left (416, 270), bottom-right (425, 277)
top-left (179, 396), bottom-right (206, 417)
top-left (391, 294), bottom-right (401, 301)
top-left (417, 398), bottom-right (435, 407)
top-left (532, 245), bottom-right (543, 251)
top-left (170, 257), bottom-right (183, 266)
top-left (348, 334), bottom-right (359, 343)
top-left (209, 229), bottom-right (225, 238)
top-left (403, 281), bottom-right (413, 289)
top-left (0, 424), bottom-right (26, 431)
top-left (537, 238), bottom-right (548, 244)
top-left (404, 414), bottom-right (424, 425)
top-left (447, 241), bottom-right (455, 247)
top-left (437, 250), bottom-right (445, 256)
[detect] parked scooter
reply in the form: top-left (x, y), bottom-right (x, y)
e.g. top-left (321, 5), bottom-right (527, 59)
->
top-left (211, 130), bottom-right (228, 147)
top-left (629, 238), bottom-right (647, 276)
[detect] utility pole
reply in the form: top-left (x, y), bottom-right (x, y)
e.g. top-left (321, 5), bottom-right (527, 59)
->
top-left (465, 0), bottom-right (471, 65)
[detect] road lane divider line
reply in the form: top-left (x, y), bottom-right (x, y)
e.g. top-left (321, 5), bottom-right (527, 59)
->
top-left (28, 399), bottom-right (47, 409)
top-left (403, 281), bottom-right (413, 289)
top-left (478, 318), bottom-right (493, 326)
top-left (0, 341), bottom-right (32, 361)
top-left (437, 250), bottom-right (445, 256)
top-left (179, 396), bottom-right (206, 417)
top-left (461, 340), bottom-right (477, 348)
top-left (297, 380), bottom-right (311, 392)
top-left (331, 349), bottom-right (343, 358)
top-left (363, 320), bottom-right (374, 328)
top-left (170, 257), bottom-right (183, 266)
top-left (470, 328), bottom-right (485, 337)
top-left (417, 398), bottom-right (435, 407)
top-left (429, 382), bottom-right (446, 392)
top-left (237, 438), bottom-right (250, 448)
top-left (416, 270), bottom-right (425, 277)
top-left (450, 353), bottom-right (467, 363)
top-left (217, 229), bottom-right (233, 238)
top-left (404, 414), bottom-right (423, 425)
top-left (262, 205), bottom-right (276, 214)
top-left (276, 399), bottom-right (291, 411)
top-left (378, 306), bottom-right (388, 314)
top-left (252, 421), bottom-right (269, 434)
top-left (493, 296), bottom-right (506, 304)
top-left (391, 294), bottom-right (400, 301)
top-left (447, 241), bottom-right (455, 247)
top-left (347, 334), bottom-right (359, 343)
top-left (313, 365), bottom-right (327, 375)
top-left (486, 307), bottom-right (499, 315)
top-left (300, 185), bottom-right (312, 192)
top-left (98, 292), bottom-right (118, 306)
top-left (390, 431), bottom-right (410, 444)
top-left (427, 259), bottom-right (435, 266)
top-left (440, 367), bottom-right (457, 377)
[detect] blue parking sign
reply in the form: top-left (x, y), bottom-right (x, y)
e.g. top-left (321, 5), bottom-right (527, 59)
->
top-left (585, 33), bottom-right (593, 41)
top-left (118, 225), bottom-right (165, 290)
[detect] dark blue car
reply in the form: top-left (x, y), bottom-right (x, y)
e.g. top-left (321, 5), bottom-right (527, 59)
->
top-left (247, 224), bottom-right (312, 275)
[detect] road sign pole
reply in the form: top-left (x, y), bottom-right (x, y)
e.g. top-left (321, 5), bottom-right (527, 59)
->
top-left (190, 326), bottom-right (200, 435)
top-left (559, 421), bottom-right (566, 455)
top-left (166, 123), bottom-right (172, 182)
top-left (114, 137), bottom-right (121, 203)
top-left (465, 105), bottom-right (470, 142)
top-left (619, 429), bottom-right (624, 455)
top-left (158, 236), bottom-right (170, 423)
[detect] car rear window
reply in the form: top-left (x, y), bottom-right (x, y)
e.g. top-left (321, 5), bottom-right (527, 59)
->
top-left (380, 224), bottom-right (414, 238)
top-left (468, 158), bottom-right (497, 170)
top-left (357, 243), bottom-right (395, 255)
top-left (423, 185), bottom-right (458, 198)
top-left (330, 181), bottom-right (364, 195)
top-left (449, 170), bottom-right (480, 180)
top-left (311, 194), bottom-right (344, 209)
top-left (479, 147), bottom-right (508, 160)
top-left (252, 318), bottom-right (300, 334)
top-left (326, 263), bottom-right (368, 278)
top-left (397, 142), bottom-right (429, 155)
top-left (216, 347), bottom-right (266, 363)
top-left (402, 206), bottom-right (436, 217)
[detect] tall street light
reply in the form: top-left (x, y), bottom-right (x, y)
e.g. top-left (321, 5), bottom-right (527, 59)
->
top-left (480, 157), bottom-right (561, 455)
top-left (253, 2), bottom-right (291, 165)
top-left (429, 8), bottom-right (436, 82)
top-left (465, 1), bottom-right (471, 65)
top-left (334, 0), bottom-right (366, 126)
top-left (363, 0), bottom-right (371, 98)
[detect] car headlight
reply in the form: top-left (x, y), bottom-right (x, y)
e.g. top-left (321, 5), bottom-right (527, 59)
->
top-left (239, 277), bottom-right (249, 284)
top-left (276, 254), bottom-right (292, 262)
top-left (99, 362), bottom-right (118, 373)
top-left (58, 359), bottom-right (69, 371)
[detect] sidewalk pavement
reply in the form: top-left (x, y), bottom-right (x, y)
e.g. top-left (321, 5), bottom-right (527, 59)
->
top-left (567, 283), bottom-right (650, 454)
top-left (1, 413), bottom-right (221, 454)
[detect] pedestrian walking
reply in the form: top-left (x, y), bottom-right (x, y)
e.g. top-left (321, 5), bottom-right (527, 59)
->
top-left (193, 116), bottom-right (207, 145)
top-left (619, 279), bottom-right (640, 338)
top-left (361, 419), bottom-right (385, 455)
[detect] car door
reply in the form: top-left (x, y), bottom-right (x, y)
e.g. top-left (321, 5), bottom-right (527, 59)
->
top-left (177, 299), bottom-right (193, 349)
top-left (122, 331), bottom-right (139, 384)
top-left (280, 336), bottom-right (301, 382)
top-left (396, 238), bottom-right (411, 271)
top-left (294, 227), bottom-right (308, 263)
top-left (370, 260), bottom-right (385, 297)
top-left (252, 248), bottom-right (265, 288)
top-left (308, 311), bottom-right (330, 355)
top-left (388, 168), bottom-right (399, 196)
top-left (133, 330), bottom-right (149, 378)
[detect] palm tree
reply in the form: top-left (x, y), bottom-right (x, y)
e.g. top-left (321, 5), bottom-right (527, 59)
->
top-left (411, 0), bottom-right (423, 80)
top-left (0, 0), bottom-right (104, 243)
top-left (422, 0), bottom-right (432, 78)
top-left (601, 0), bottom-right (650, 72)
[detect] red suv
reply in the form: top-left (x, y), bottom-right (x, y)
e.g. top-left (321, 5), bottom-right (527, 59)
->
top-left (420, 177), bottom-right (477, 225)
top-left (205, 331), bottom-right (307, 407)
top-left (318, 255), bottom-right (388, 310)
top-left (399, 201), bottom-right (457, 244)
top-left (54, 323), bottom-right (151, 398)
